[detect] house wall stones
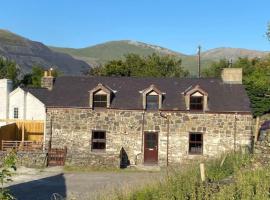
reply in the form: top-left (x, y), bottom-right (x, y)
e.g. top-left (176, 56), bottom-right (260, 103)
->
top-left (0, 151), bottom-right (47, 168)
top-left (45, 108), bottom-right (253, 167)
top-left (254, 130), bottom-right (270, 165)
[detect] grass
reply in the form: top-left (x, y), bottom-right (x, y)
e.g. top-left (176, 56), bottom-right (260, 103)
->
top-left (104, 152), bottom-right (270, 200)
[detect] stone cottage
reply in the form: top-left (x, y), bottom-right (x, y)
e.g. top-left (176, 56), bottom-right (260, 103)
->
top-left (36, 68), bottom-right (253, 167)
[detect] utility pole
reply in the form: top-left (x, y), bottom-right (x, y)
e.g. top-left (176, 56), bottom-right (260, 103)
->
top-left (228, 59), bottom-right (233, 68)
top-left (197, 45), bottom-right (201, 78)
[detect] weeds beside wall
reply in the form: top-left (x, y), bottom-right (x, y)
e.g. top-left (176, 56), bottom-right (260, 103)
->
top-left (109, 152), bottom-right (270, 200)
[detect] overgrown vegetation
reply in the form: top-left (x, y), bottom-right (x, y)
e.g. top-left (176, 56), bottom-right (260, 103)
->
top-left (107, 152), bottom-right (270, 200)
top-left (0, 151), bottom-right (17, 200)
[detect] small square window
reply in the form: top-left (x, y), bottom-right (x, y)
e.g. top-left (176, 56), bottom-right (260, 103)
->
top-left (13, 107), bottom-right (19, 119)
top-left (93, 94), bottom-right (107, 108)
top-left (189, 133), bottom-right (203, 155)
top-left (91, 131), bottom-right (106, 151)
top-left (190, 96), bottom-right (203, 111)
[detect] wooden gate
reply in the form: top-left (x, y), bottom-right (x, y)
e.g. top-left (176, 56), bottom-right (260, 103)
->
top-left (47, 147), bottom-right (67, 166)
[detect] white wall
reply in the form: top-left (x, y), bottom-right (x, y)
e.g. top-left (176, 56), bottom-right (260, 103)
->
top-left (0, 79), bottom-right (13, 126)
top-left (9, 88), bottom-right (45, 121)
top-left (9, 88), bottom-right (26, 120)
top-left (25, 92), bottom-right (46, 120)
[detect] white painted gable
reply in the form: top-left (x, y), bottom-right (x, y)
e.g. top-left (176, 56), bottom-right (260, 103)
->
top-left (8, 87), bottom-right (45, 121)
top-left (191, 91), bottom-right (203, 97)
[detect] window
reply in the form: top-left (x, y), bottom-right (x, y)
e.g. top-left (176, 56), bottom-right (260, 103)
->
top-left (146, 95), bottom-right (159, 110)
top-left (13, 107), bottom-right (19, 119)
top-left (91, 131), bottom-right (106, 151)
top-left (190, 96), bottom-right (203, 111)
top-left (189, 133), bottom-right (203, 155)
top-left (93, 94), bottom-right (107, 108)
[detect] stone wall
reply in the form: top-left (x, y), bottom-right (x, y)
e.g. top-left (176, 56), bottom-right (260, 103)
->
top-left (45, 108), bottom-right (253, 167)
top-left (254, 130), bottom-right (270, 165)
top-left (0, 151), bottom-right (47, 168)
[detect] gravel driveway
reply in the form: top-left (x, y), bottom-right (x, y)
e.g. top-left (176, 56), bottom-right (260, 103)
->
top-left (6, 167), bottom-right (161, 200)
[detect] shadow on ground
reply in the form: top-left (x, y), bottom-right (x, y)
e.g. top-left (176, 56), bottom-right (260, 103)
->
top-left (8, 173), bottom-right (66, 200)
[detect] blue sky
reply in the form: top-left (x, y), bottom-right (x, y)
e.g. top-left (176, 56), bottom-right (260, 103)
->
top-left (0, 0), bottom-right (269, 54)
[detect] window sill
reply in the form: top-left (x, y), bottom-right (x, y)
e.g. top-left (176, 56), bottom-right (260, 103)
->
top-left (188, 153), bottom-right (203, 156)
top-left (91, 150), bottom-right (106, 154)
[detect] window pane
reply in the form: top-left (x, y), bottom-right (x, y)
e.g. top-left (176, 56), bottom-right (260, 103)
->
top-left (189, 143), bottom-right (202, 154)
top-left (93, 101), bottom-right (107, 107)
top-left (146, 95), bottom-right (159, 110)
top-left (189, 133), bottom-right (203, 154)
top-left (93, 94), bottom-right (107, 108)
top-left (93, 142), bottom-right (105, 150)
top-left (14, 108), bottom-right (19, 119)
top-left (190, 96), bottom-right (203, 110)
top-left (93, 131), bottom-right (105, 139)
top-left (145, 133), bottom-right (157, 148)
top-left (92, 131), bottom-right (106, 150)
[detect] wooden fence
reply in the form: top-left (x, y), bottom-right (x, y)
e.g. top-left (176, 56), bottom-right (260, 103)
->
top-left (0, 120), bottom-right (44, 150)
top-left (1, 140), bottom-right (44, 151)
top-left (0, 123), bottom-right (17, 149)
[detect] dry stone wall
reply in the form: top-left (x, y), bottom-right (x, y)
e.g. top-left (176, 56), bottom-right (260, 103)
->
top-left (45, 108), bottom-right (253, 167)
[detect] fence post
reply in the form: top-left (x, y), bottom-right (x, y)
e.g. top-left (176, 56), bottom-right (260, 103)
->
top-left (200, 163), bottom-right (205, 182)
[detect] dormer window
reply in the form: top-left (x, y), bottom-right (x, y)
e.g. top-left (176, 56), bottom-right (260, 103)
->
top-left (184, 85), bottom-right (208, 112)
top-left (89, 83), bottom-right (114, 109)
top-left (93, 93), bottom-right (107, 108)
top-left (146, 93), bottom-right (159, 110)
top-left (141, 85), bottom-right (164, 110)
top-left (190, 96), bottom-right (203, 111)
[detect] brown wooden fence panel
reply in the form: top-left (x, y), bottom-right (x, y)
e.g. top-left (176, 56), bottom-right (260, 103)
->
top-left (0, 123), bottom-right (17, 149)
top-left (16, 122), bottom-right (44, 141)
top-left (0, 121), bottom-right (44, 150)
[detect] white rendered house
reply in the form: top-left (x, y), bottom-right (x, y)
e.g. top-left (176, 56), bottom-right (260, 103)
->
top-left (0, 79), bottom-right (47, 124)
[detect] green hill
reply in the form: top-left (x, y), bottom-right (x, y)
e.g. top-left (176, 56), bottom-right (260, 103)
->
top-left (50, 41), bottom-right (269, 76)
top-left (1, 29), bottom-right (268, 76)
top-left (50, 40), bottom-right (214, 75)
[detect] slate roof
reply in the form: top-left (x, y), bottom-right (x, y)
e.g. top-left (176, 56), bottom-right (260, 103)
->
top-left (22, 87), bottom-right (51, 104)
top-left (26, 76), bottom-right (252, 113)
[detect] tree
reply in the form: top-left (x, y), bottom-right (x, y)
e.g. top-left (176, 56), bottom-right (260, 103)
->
top-left (89, 53), bottom-right (189, 78)
top-left (202, 59), bottom-right (229, 77)
top-left (21, 66), bottom-right (61, 87)
top-left (203, 56), bottom-right (270, 116)
top-left (0, 58), bottom-right (20, 87)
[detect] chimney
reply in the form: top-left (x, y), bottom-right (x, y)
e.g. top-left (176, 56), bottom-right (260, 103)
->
top-left (41, 68), bottom-right (55, 90)
top-left (221, 68), bottom-right (242, 84)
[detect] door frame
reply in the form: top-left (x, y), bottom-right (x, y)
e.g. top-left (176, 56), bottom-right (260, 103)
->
top-left (143, 131), bottom-right (159, 164)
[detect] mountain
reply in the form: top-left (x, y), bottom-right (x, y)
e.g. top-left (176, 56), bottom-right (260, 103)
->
top-left (0, 29), bottom-right (269, 76)
top-left (51, 41), bottom-right (269, 75)
top-left (0, 29), bottom-right (90, 75)
top-left (50, 40), bottom-right (212, 75)
top-left (202, 47), bottom-right (269, 61)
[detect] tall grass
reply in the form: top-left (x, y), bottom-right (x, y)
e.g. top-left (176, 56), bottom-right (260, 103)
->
top-left (111, 152), bottom-right (270, 200)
